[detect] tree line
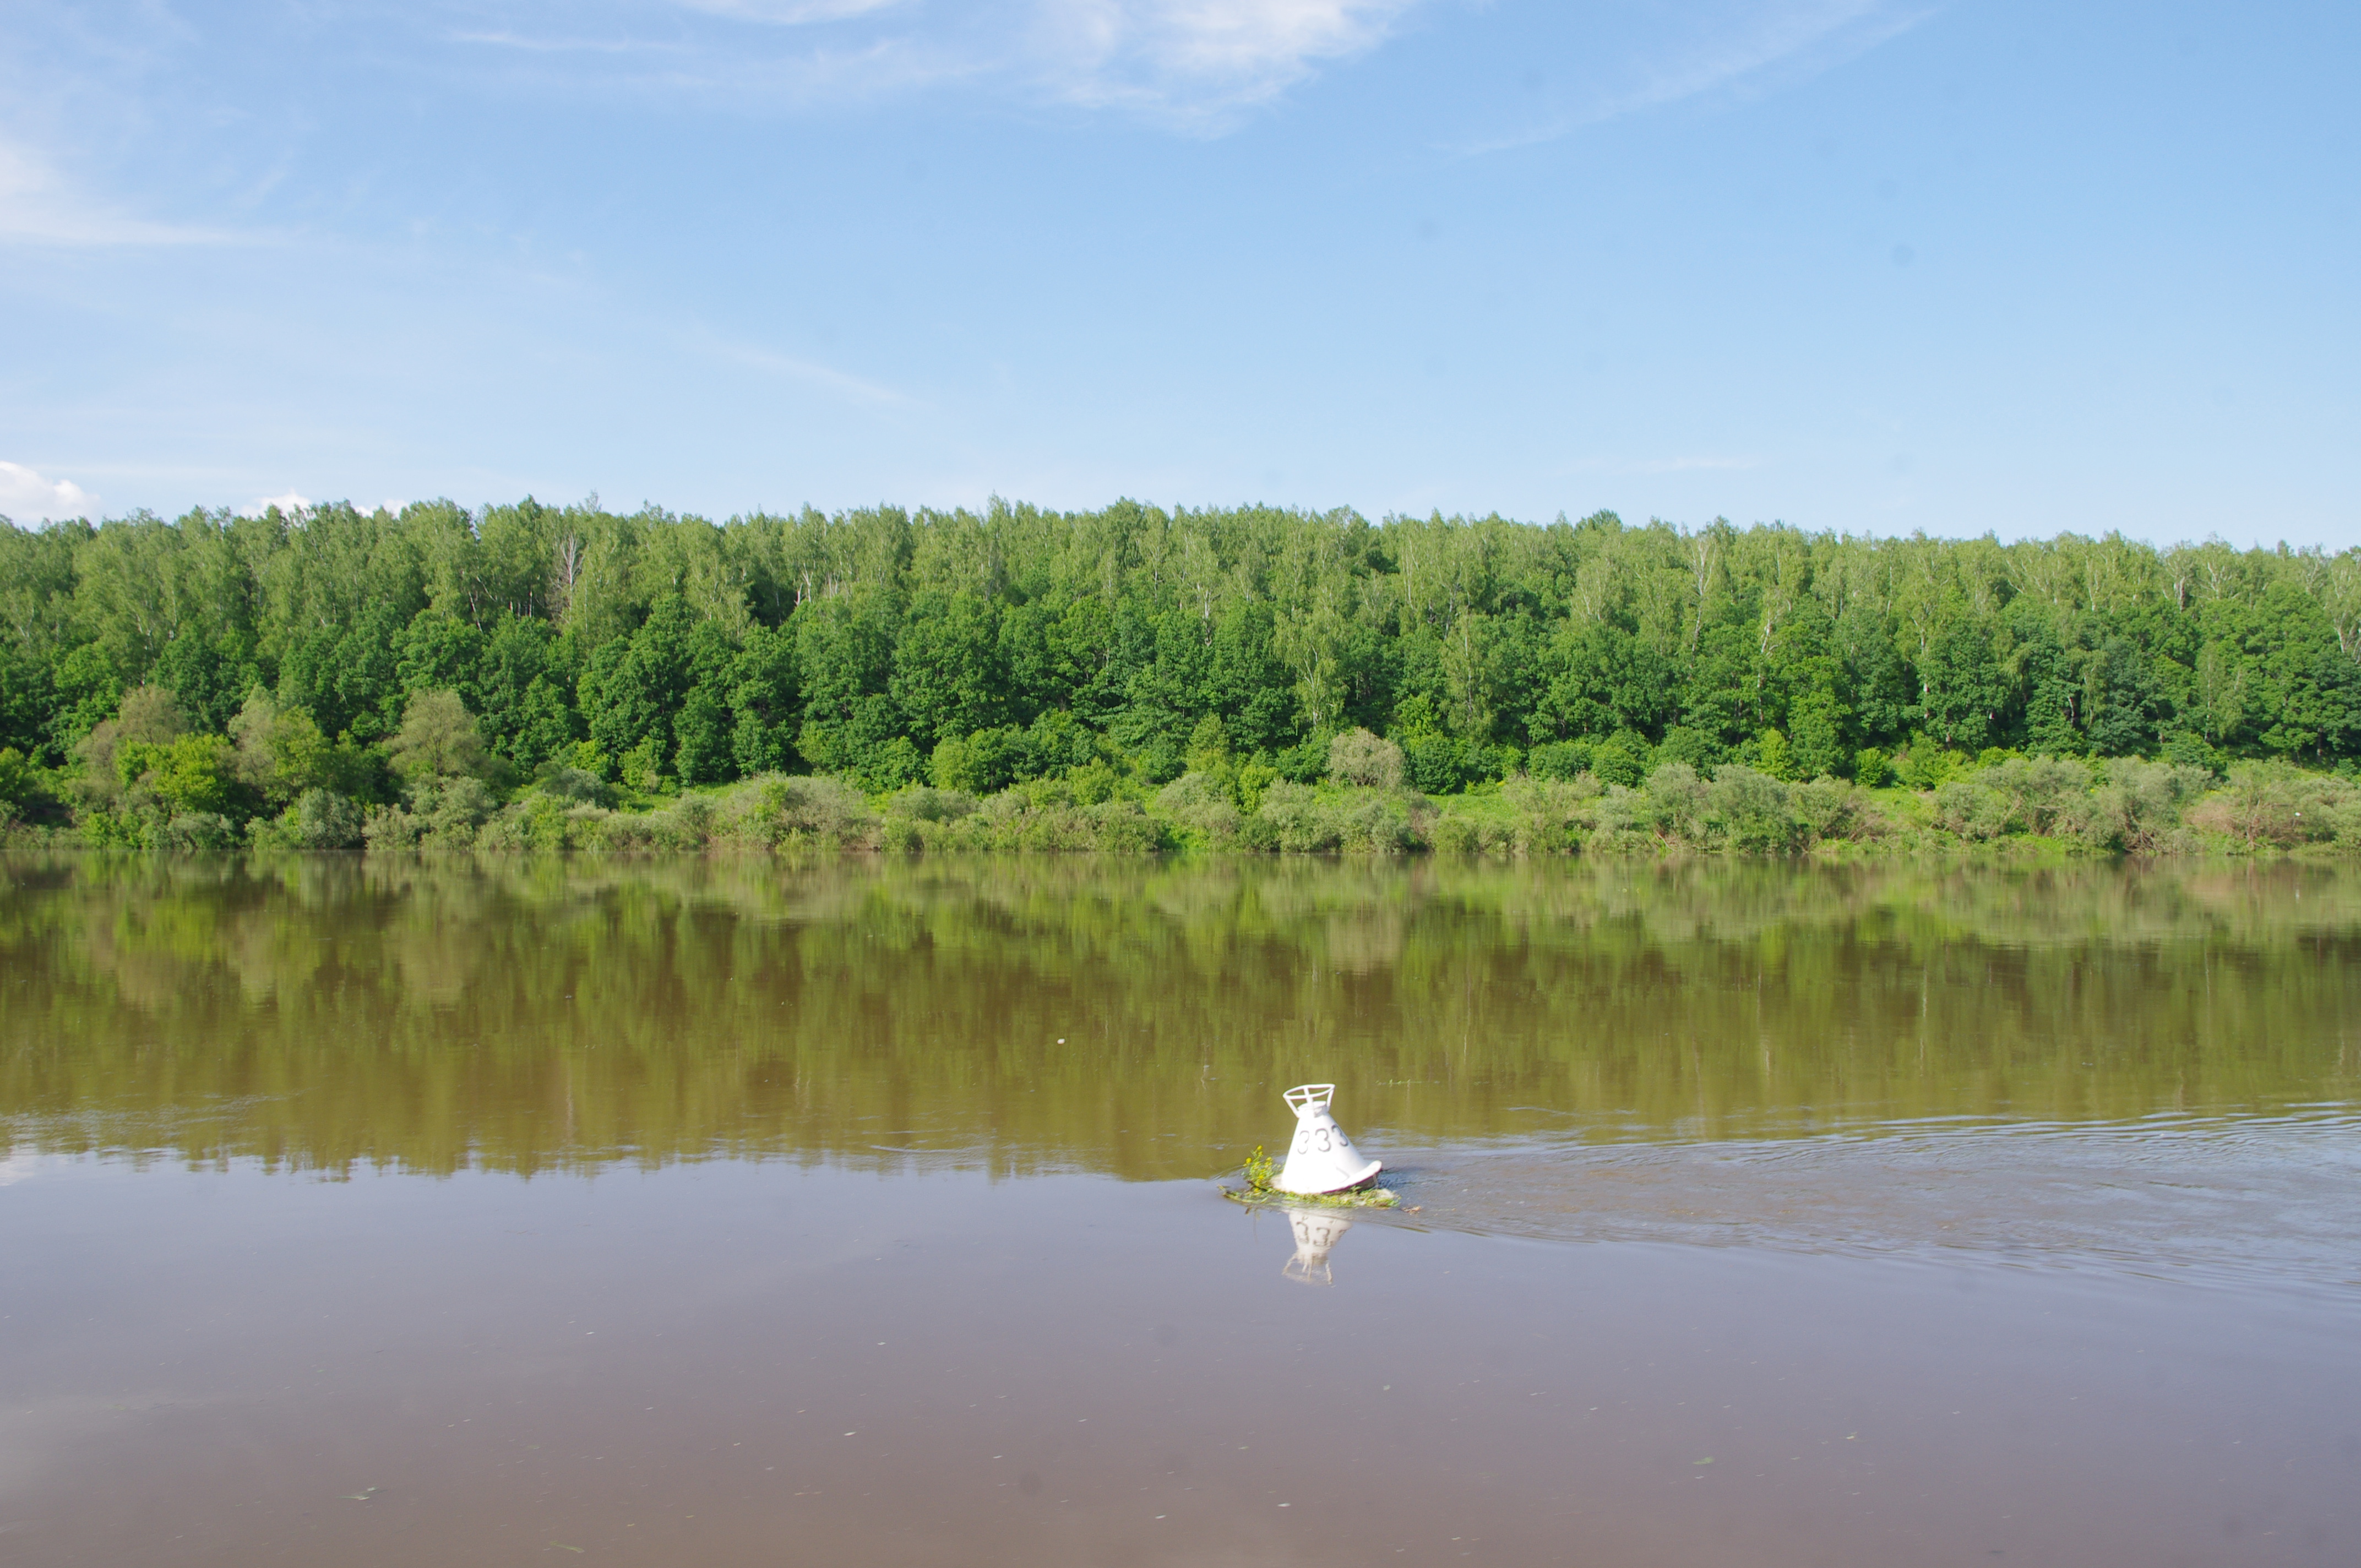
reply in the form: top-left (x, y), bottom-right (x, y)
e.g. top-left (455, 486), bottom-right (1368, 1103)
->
top-left (1, 496), bottom-right (2357, 840)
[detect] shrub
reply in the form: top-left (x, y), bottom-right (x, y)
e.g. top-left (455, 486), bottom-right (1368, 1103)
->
top-left (1326, 727), bottom-right (1405, 790)
top-left (1402, 733), bottom-right (1474, 794)
top-left (365, 776), bottom-right (498, 850)
top-left (472, 792), bottom-right (589, 851)
top-left (742, 773), bottom-right (874, 846)
top-left (1992, 756), bottom-right (2094, 835)
top-left (1088, 798), bottom-right (1167, 853)
top-left (1497, 775), bottom-right (1598, 853)
top-left (1271, 738), bottom-right (1330, 783)
top-left (1707, 764), bottom-right (1799, 852)
top-left (1526, 740), bottom-right (1590, 782)
top-left (388, 690), bottom-right (492, 781)
top-left (534, 765), bottom-right (608, 806)
top-left (1897, 744), bottom-right (1967, 791)
top-left (1933, 779), bottom-right (2013, 841)
top-left (1250, 782), bottom-right (1417, 853)
top-left (907, 790), bottom-right (1172, 852)
top-left (257, 788), bottom-right (366, 850)
top-left (1065, 757), bottom-right (1125, 804)
top-left (932, 727), bottom-right (1026, 794)
top-left (1590, 735), bottom-right (1646, 789)
top-left (2081, 759), bottom-right (2212, 853)
top-left (159, 812), bottom-right (236, 851)
top-left (1639, 763), bottom-right (1711, 842)
top-left (2188, 763), bottom-right (2358, 851)
top-left (886, 785), bottom-right (980, 825)
top-left (116, 733), bottom-right (238, 818)
top-left (854, 736), bottom-right (925, 793)
top-left (618, 737), bottom-right (668, 793)
top-left (1156, 770), bottom-right (1243, 845)
top-left (1790, 777), bottom-right (1872, 843)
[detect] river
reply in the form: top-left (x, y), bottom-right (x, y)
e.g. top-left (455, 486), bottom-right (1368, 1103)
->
top-left (3, 855), bottom-right (2356, 1565)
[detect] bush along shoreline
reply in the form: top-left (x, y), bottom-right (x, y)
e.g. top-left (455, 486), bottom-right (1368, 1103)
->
top-left (3, 701), bottom-right (2355, 857)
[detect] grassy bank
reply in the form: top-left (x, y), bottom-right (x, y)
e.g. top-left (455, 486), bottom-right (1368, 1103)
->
top-left (10, 739), bottom-right (2352, 858)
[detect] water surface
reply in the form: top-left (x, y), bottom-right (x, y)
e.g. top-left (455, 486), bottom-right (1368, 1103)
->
top-left (3, 856), bottom-right (2357, 1565)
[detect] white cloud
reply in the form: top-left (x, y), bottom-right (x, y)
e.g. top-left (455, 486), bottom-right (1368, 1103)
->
top-left (1030, 0), bottom-right (1419, 119)
top-left (0, 460), bottom-right (98, 522)
top-left (238, 491), bottom-right (313, 518)
top-left (0, 140), bottom-right (230, 247)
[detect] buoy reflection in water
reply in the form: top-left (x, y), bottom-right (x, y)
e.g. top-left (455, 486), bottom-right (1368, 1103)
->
top-left (1281, 1207), bottom-right (1353, 1286)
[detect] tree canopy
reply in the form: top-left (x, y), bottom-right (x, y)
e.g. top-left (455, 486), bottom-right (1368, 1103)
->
top-left (2, 497), bottom-right (2357, 832)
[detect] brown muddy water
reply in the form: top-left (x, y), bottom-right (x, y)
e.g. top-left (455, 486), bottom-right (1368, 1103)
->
top-left (3, 855), bottom-right (2358, 1567)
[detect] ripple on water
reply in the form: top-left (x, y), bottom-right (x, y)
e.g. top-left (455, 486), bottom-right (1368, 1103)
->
top-left (1372, 1108), bottom-right (2361, 1295)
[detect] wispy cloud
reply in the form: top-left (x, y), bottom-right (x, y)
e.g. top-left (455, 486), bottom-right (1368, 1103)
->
top-left (674, 0), bottom-right (911, 21)
top-left (447, 29), bottom-right (690, 56)
top-left (695, 332), bottom-right (915, 407)
top-left (1454, 0), bottom-right (1934, 155)
top-left (1561, 454), bottom-right (1761, 476)
top-left (238, 491), bottom-right (314, 518)
top-left (450, 0), bottom-right (1423, 129)
top-left (0, 460), bottom-right (99, 521)
top-left (0, 140), bottom-right (234, 246)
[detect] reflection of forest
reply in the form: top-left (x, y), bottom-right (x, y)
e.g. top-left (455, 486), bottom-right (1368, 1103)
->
top-left (3, 855), bottom-right (2356, 1179)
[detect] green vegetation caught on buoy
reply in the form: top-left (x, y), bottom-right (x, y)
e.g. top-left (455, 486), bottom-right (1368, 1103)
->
top-left (1220, 1144), bottom-right (1401, 1208)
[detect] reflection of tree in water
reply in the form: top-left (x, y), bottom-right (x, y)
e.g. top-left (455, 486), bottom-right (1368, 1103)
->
top-left (2, 856), bottom-right (2357, 1178)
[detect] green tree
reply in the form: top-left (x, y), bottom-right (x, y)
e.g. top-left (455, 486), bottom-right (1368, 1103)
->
top-left (388, 690), bottom-right (493, 782)
top-left (398, 608), bottom-right (488, 709)
top-left (0, 643), bottom-right (51, 760)
top-left (672, 619), bottom-right (739, 785)
top-left (117, 732), bottom-right (240, 817)
top-left (890, 590), bottom-right (1005, 750)
top-left (726, 624), bottom-right (799, 777)
top-left (1918, 613), bottom-right (2009, 750)
top-left (795, 592), bottom-right (903, 780)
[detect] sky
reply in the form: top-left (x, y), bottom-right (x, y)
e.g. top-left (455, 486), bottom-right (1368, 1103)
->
top-left (0, 0), bottom-right (2354, 547)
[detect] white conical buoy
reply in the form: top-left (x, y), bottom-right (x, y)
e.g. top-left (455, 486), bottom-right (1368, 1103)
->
top-left (1280, 1207), bottom-right (1353, 1286)
top-left (1274, 1083), bottom-right (1382, 1195)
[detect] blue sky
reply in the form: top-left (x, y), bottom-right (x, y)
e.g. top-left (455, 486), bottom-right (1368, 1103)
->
top-left (2, 0), bottom-right (2353, 546)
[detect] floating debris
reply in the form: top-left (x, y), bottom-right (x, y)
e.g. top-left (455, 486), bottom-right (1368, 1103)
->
top-left (1221, 1182), bottom-right (1399, 1210)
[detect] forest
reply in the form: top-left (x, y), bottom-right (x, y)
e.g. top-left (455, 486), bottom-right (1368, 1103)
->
top-left (0, 496), bottom-right (2357, 852)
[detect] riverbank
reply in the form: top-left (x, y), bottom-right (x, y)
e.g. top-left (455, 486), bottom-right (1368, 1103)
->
top-left (7, 750), bottom-right (2355, 856)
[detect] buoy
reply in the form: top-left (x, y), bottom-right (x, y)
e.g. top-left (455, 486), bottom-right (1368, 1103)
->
top-left (1281, 1207), bottom-right (1352, 1286)
top-left (1275, 1083), bottom-right (1382, 1195)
